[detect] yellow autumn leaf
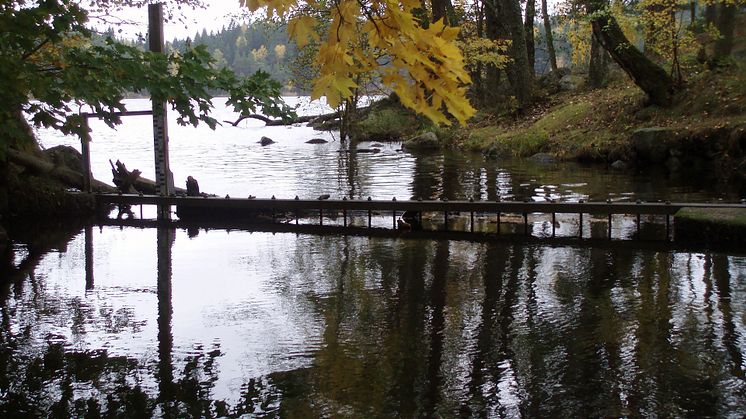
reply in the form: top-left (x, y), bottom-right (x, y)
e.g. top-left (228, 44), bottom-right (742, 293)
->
top-left (287, 16), bottom-right (319, 48)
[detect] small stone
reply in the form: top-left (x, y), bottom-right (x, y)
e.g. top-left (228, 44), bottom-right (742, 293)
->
top-left (259, 136), bottom-right (275, 146)
top-left (610, 160), bottom-right (628, 170)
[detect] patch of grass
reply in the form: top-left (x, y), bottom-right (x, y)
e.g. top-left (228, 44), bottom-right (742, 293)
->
top-left (463, 86), bottom-right (640, 159)
top-left (676, 207), bottom-right (746, 225)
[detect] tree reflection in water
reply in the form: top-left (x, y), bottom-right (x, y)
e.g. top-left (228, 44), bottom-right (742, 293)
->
top-left (1, 225), bottom-right (745, 417)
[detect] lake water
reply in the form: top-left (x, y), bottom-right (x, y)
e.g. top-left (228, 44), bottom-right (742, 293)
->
top-left (2, 98), bottom-right (745, 417)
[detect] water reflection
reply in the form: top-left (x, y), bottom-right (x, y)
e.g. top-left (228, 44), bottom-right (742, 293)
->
top-left (1, 226), bottom-right (745, 416)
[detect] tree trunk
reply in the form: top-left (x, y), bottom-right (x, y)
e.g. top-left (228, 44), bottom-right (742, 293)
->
top-left (470, 1), bottom-right (485, 102)
top-left (541, 0), bottom-right (558, 73)
top-left (0, 154), bottom-right (8, 217)
top-left (483, 0), bottom-right (508, 104)
top-left (524, 0), bottom-right (536, 74)
top-left (431, 0), bottom-right (450, 25)
top-left (713, 4), bottom-right (736, 63)
top-left (588, 31), bottom-right (609, 88)
top-left (587, 0), bottom-right (674, 106)
top-left (490, 0), bottom-right (533, 106)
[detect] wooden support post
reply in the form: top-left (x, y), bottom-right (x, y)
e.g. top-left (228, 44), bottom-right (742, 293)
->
top-left (636, 213), bottom-right (641, 239)
top-left (666, 214), bottom-right (670, 241)
top-left (523, 213), bottom-right (528, 236)
top-left (149, 3), bottom-right (173, 220)
top-left (444, 211), bottom-right (448, 231)
top-left (343, 209), bottom-right (347, 227)
top-left (393, 210), bottom-right (396, 229)
top-left (319, 208), bottom-right (323, 226)
top-left (497, 212), bottom-right (501, 235)
top-left (608, 213), bottom-right (612, 240)
top-left (80, 117), bottom-right (93, 193)
top-left (552, 213), bottom-right (556, 237)
top-left (470, 211), bottom-right (474, 233)
top-left (85, 225), bottom-right (94, 290)
top-left (368, 209), bottom-right (372, 227)
top-left (579, 213), bottom-right (583, 238)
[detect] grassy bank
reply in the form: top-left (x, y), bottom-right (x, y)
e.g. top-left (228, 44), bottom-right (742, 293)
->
top-left (467, 65), bottom-right (746, 162)
top-left (355, 65), bottom-right (746, 165)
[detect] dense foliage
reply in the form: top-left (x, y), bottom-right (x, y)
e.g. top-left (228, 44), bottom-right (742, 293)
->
top-left (0, 0), bottom-right (293, 153)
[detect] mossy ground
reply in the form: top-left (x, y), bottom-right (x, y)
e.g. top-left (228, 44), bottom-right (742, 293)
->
top-left (675, 207), bottom-right (746, 226)
top-left (674, 207), bottom-right (746, 246)
top-left (459, 64), bottom-right (746, 161)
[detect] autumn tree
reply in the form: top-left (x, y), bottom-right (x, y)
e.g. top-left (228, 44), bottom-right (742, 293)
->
top-left (241, 0), bottom-right (476, 126)
top-left (483, 0), bottom-right (534, 107)
top-left (541, 0), bottom-right (559, 72)
top-left (524, 0), bottom-right (537, 73)
top-left (583, 0), bottom-right (676, 105)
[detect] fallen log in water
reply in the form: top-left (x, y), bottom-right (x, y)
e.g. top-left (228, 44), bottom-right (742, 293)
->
top-left (223, 112), bottom-right (339, 127)
top-left (222, 106), bottom-right (371, 128)
top-left (109, 159), bottom-right (187, 195)
top-left (7, 148), bottom-right (115, 193)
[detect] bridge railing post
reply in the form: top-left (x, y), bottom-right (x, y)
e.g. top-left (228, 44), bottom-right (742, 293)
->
top-left (80, 116), bottom-right (93, 193)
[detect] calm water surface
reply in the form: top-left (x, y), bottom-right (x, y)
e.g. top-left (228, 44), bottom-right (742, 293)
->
top-left (2, 99), bottom-right (745, 417)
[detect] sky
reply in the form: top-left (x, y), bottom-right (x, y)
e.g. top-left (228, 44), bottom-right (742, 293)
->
top-left (107, 1), bottom-right (561, 41)
top-left (103, 3), bottom-right (248, 40)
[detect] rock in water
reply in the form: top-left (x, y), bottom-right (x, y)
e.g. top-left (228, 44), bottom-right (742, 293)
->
top-left (529, 153), bottom-right (556, 164)
top-left (259, 136), bottom-right (275, 146)
top-left (631, 127), bottom-right (676, 163)
top-left (317, 194), bottom-right (330, 200)
top-left (306, 138), bottom-right (328, 144)
top-left (402, 132), bottom-right (439, 150)
top-left (186, 176), bottom-right (200, 196)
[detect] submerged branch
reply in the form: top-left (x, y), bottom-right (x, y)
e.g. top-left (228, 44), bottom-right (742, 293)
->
top-left (223, 105), bottom-right (371, 128)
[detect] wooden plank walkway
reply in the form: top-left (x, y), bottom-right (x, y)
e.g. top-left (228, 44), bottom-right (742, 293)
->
top-left (93, 193), bottom-right (746, 242)
top-left (95, 193), bottom-right (745, 215)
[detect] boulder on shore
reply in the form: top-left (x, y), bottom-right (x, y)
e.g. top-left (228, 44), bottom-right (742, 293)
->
top-left (559, 74), bottom-right (585, 91)
top-left (631, 127), bottom-right (678, 163)
top-left (402, 132), bottom-right (439, 151)
top-left (44, 145), bottom-right (84, 173)
top-left (306, 138), bottom-right (328, 144)
top-left (259, 136), bottom-right (275, 146)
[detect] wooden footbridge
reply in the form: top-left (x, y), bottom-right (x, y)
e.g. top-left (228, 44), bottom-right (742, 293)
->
top-left (95, 193), bottom-right (746, 243)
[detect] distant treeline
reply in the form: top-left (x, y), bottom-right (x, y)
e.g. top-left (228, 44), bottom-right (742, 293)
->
top-left (104, 22), bottom-right (299, 93)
